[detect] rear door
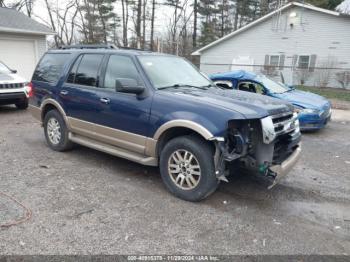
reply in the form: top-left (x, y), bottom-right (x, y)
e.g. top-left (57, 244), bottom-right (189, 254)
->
top-left (60, 53), bottom-right (105, 124)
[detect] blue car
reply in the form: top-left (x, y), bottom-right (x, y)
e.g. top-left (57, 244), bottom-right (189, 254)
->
top-left (210, 70), bottom-right (332, 131)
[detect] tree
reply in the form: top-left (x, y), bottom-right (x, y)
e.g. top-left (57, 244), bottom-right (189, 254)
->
top-left (42, 0), bottom-right (79, 47)
top-left (306, 0), bottom-right (343, 10)
top-left (121, 0), bottom-right (130, 46)
top-left (192, 0), bottom-right (198, 48)
top-left (79, 0), bottom-right (118, 44)
top-left (150, 0), bottom-right (156, 50)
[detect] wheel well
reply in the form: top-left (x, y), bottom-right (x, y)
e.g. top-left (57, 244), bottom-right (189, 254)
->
top-left (41, 104), bottom-right (58, 121)
top-left (156, 127), bottom-right (214, 156)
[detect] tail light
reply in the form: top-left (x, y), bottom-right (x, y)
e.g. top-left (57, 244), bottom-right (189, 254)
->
top-left (26, 82), bottom-right (34, 98)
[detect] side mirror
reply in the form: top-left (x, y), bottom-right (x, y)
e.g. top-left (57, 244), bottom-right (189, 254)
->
top-left (115, 78), bottom-right (145, 94)
top-left (11, 69), bottom-right (17, 74)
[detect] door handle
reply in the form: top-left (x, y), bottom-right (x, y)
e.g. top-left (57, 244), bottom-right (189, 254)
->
top-left (100, 98), bottom-right (110, 104)
top-left (60, 90), bottom-right (69, 96)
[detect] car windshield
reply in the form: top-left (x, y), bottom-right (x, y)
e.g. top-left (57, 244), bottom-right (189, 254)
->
top-left (257, 75), bottom-right (291, 94)
top-left (0, 61), bottom-right (12, 75)
top-left (138, 55), bottom-right (213, 89)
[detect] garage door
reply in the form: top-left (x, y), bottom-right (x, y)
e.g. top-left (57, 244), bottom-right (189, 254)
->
top-left (0, 39), bottom-right (36, 81)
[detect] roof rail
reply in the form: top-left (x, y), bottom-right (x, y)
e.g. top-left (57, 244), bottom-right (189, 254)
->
top-left (118, 46), bottom-right (149, 51)
top-left (58, 44), bottom-right (117, 50)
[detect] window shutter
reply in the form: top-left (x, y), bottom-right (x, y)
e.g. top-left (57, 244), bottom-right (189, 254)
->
top-left (264, 55), bottom-right (269, 70)
top-left (292, 55), bottom-right (298, 69)
top-left (279, 54), bottom-right (285, 70)
top-left (309, 54), bottom-right (317, 72)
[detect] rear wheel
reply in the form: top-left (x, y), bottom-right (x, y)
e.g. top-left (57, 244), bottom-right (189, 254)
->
top-left (160, 136), bottom-right (219, 201)
top-left (43, 109), bottom-right (73, 151)
top-left (15, 99), bottom-right (28, 110)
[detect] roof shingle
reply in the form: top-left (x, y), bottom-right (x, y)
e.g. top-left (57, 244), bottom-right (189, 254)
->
top-left (0, 7), bottom-right (54, 35)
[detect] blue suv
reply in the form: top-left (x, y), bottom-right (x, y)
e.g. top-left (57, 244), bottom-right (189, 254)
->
top-left (28, 45), bottom-right (301, 201)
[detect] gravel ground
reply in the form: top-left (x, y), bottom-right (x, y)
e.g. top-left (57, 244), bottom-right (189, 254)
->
top-left (0, 106), bottom-right (349, 255)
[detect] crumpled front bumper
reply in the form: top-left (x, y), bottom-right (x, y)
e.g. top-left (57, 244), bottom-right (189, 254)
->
top-left (268, 144), bottom-right (302, 189)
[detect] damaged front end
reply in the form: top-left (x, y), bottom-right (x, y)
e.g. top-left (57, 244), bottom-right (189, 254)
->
top-left (211, 112), bottom-right (302, 188)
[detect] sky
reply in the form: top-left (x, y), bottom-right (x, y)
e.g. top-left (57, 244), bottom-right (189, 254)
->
top-left (336, 0), bottom-right (350, 13)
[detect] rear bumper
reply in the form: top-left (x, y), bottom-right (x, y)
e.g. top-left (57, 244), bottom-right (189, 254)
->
top-left (0, 92), bottom-right (27, 105)
top-left (268, 144), bottom-right (301, 189)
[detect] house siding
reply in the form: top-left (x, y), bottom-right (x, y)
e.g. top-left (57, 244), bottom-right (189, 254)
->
top-left (199, 6), bottom-right (350, 88)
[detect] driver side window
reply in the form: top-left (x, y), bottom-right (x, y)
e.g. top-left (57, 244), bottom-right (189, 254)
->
top-left (238, 81), bottom-right (265, 95)
top-left (103, 55), bottom-right (142, 89)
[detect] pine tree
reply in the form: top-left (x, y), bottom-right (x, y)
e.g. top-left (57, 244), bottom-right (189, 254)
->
top-left (80, 0), bottom-right (118, 44)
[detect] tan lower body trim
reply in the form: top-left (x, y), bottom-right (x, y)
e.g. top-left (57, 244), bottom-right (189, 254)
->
top-left (67, 117), bottom-right (151, 155)
top-left (69, 133), bottom-right (158, 166)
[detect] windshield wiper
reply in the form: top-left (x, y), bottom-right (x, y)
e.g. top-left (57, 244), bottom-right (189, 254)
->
top-left (158, 84), bottom-right (209, 90)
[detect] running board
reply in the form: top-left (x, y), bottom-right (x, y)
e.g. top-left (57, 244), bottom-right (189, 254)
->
top-left (69, 133), bottom-right (158, 166)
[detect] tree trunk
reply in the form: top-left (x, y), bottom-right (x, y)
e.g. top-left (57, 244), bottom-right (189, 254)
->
top-left (142, 0), bottom-right (147, 49)
top-left (150, 0), bottom-right (156, 51)
top-left (192, 0), bottom-right (197, 49)
top-left (136, 0), bottom-right (142, 48)
top-left (121, 0), bottom-right (128, 46)
top-left (234, 1), bottom-right (239, 31)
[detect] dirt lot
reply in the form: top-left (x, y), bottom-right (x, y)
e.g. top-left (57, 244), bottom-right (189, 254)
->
top-left (0, 106), bottom-right (349, 255)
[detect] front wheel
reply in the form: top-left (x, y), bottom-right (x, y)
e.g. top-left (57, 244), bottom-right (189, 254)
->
top-left (159, 136), bottom-right (219, 202)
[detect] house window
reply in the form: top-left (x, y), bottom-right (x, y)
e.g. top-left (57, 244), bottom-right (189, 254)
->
top-left (298, 55), bottom-right (310, 69)
top-left (269, 55), bottom-right (280, 66)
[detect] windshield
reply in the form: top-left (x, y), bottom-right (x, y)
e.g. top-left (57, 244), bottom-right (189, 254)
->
top-left (257, 75), bottom-right (291, 94)
top-left (138, 55), bottom-right (213, 89)
top-left (0, 61), bottom-right (12, 75)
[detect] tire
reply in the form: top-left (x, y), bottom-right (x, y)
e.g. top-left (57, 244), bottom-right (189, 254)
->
top-left (43, 109), bottom-right (73, 151)
top-left (15, 99), bottom-right (28, 110)
top-left (159, 135), bottom-right (219, 202)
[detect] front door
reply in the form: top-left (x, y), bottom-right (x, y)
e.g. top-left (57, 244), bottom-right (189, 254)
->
top-left (87, 54), bottom-right (153, 154)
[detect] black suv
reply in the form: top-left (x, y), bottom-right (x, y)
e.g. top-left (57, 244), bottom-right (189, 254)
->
top-left (29, 45), bottom-right (301, 201)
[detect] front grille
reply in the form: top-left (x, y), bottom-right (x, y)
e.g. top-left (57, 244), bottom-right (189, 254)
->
top-left (272, 113), bottom-right (293, 124)
top-left (271, 112), bottom-right (295, 135)
top-left (0, 83), bottom-right (26, 89)
top-left (273, 132), bottom-right (300, 164)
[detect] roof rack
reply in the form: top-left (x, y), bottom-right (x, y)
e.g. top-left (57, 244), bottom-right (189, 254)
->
top-left (58, 44), bottom-right (117, 50)
top-left (118, 46), bottom-right (149, 51)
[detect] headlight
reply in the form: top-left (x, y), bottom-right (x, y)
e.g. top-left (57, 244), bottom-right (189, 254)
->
top-left (293, 105), bottom-right (319, 114)
top-left (301, 108), bottom-right (319, 114)
top-left (260, 116), bottom-right (276, 144)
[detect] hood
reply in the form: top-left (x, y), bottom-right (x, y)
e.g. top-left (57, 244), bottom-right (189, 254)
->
top-left (161, 88), bottom-right (293, 119)
top-left (0, 73), bottom-right (27, 84)
top-left (271, 89), bottom-right (329, 109)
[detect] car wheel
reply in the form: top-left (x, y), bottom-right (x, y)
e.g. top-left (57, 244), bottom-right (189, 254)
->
top-left (160, 135), bottom-right (219, 202)
top-left (44, 109), bottom-right (73, 151)
top-left (15, 99), bottom-right (28, 110)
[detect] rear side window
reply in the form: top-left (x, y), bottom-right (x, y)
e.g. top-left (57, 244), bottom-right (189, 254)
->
top-left (68, 54), bottom-right (103, 87)
top-left (32, 53), bottom-right (70, 83)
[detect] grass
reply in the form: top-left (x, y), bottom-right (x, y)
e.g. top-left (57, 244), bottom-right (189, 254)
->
top-left (296, 85), bottom-right (350, 102)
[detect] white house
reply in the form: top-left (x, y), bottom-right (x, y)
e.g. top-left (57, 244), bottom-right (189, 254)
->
top-left (192, 2), bottom-right (350, 88)
top-left (0, 7), bottom-right (54, 80)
